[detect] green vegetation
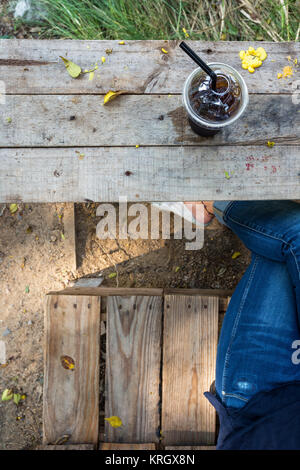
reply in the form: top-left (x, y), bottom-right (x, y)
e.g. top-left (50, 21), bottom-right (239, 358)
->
top-left (16, 0), bottom-right (300, 41)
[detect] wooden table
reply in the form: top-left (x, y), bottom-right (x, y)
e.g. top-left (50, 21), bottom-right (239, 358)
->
top-left (0, 40), bottom-right (299, 202)
top-left (43, 287), bottom-right (231, 448)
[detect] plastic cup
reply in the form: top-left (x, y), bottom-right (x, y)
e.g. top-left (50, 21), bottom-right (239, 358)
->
top-left (182, 62), bottom-right (249, 136)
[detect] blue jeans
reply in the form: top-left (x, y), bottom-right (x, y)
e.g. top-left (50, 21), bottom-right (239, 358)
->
top-left (213, 201), bottom-right (300, 410)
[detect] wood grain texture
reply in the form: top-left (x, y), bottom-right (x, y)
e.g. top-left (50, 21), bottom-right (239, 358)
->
top-left (162, 295), bottom-right (218, 446)
top-left (37, 444), bottom-right (95, 450)
top-left (105, 295), bottom-right (162, 443)
top-left (48, 287), bottom-right (164, 296)
top-left (0, 40), bottom-right (298, 94)
top-left (0, 94), bottom-right (298, 147)
top-left (1, 145), bottom-right (299, 203)
top-left (100, 443), bottom-right (156, 450)
top-left (43, 295), bottom-right (100, 445)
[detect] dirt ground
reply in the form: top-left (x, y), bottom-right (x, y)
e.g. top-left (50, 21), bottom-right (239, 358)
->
top-left (0, 202), bottom-right (250, 449)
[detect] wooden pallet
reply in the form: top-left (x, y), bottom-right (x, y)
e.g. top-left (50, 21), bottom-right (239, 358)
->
top-left (43, 288), bottom-right (231, 450)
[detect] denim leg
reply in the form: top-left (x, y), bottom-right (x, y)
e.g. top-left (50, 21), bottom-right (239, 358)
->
top-left (216, 253), bottom-right (300, 410)
top-left (222, 200), bottom-right (300, 324)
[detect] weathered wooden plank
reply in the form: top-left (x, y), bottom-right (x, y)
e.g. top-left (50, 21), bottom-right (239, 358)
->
top-left (0, 40), bottom-right (298, 94)
top-left (0, 94), bottom-right (298, 147)
top-left (48, 287), bottom-right (164, 296)
top-left (100, 443), bottom-right (156, 450)
top-left (37, 444), bottom-right (95, 450)
top-left (43, 295), bottom-right (100, 445)
top-left (105, 295), bottom-right (162, 443)
top-left (1, 145), bottom-right (299, 202)
top-left (162, 295), bottom-right (218, 446)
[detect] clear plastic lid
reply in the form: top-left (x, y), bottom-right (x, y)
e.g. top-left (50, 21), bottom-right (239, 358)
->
top-left (183, 63), bottom-right (249, 129)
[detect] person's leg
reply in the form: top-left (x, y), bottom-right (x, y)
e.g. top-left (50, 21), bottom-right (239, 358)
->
top-left (213, 200), bottom-right (300, 409)
top-left (216, 253), bottom-right (300, 409)
top-left (219, 200), bottom-right (300, 323)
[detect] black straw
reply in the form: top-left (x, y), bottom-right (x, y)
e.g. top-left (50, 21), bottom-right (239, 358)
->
top-left (179, 41), bottom-right (217, 90)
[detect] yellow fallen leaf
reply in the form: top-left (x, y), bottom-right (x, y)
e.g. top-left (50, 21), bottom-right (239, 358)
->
top-left (103, 90), bottom-right (126, 105)
top-left (277, 73), bottom-right (282, 79)
top-left (60, 56), bottom-right (82, 78)
top-left (101, 56), bottom-right (106, 63)
top-left (60, 355), bottom-right (75, 370)
top-left (282, 65), bottom-right (293, 78)
top-left (267, 141), bottom-right (275, 147)
top-left (61, 232), bottom-right (65, 240)
top-left (232, 251), bottom-right (241, 259)
top-left (119, 41), bottom-right (125, 45)
top-left (9, 203), bottom-right (18, 214)
top-left (105, 416), bottom-right (122, 428)
top-left (135, 144), bottom-right (140, 148)
top-left (2, 389), bottom-right (13, 401)
top-left (6, 117), bottom-right (12, 123)
top-left (89, 71), bottom-right (94, 81)
top-left (175, 266), bottom-right (180, 273)
top-left (161, 48), bottom-right (168, 54)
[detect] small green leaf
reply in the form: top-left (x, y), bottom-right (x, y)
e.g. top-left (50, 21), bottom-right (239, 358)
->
top-left (224, 171), bottom-right (231, 179)
top-left (108, 272), bottom-right (117, 279)
top-left (61, 232), bottom-right (65, 240)
top-left (2, 389), bottom-right (13, 401)
top-left (13, 393), bottom-right (21, 405)
top-left (232, 251), bottom-right (241, 259)
top-left (174, 266), bottom-right (180, 273)
top-left (25, 286), bottom-right (29, 294)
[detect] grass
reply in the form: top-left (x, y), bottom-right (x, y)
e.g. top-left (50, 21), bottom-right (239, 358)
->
top-left (12, 0), bottom-right (300, 41)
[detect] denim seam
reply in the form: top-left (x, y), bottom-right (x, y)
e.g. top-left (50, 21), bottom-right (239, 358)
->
top-left (221, 255), bottom-right (260, 400)
top-left (225, 214), bottom-right (300, 281)
top-left (222, 393), bottom-right (249, 402)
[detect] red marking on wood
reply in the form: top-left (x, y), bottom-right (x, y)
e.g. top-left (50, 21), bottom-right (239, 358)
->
top-left (246, 163), bottom-right (254, 171)
top-left (271, 165), bottom-right (277, 173)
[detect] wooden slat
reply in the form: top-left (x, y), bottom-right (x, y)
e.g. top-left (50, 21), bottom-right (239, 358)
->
top-left (100, 443), bottom-right (156, 450)
top-left (162, 295), bottom-right (218, 446)
top-left (165, 446), bottom-right (216, 450)
top-left (43, 295), bottom-right (100, 445)
top-left (105, 295), bottom-right (162, 443)
top-left (37, 444), bottom-right (94, 450)
top-left (0, 94), bottom-right (298, 147)
top-left (1, 145), bottom-right (299, 202)
top-left (48, 287), bottom-right (164, 296)
top-left (0, 40), bottom-right (298, 94)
